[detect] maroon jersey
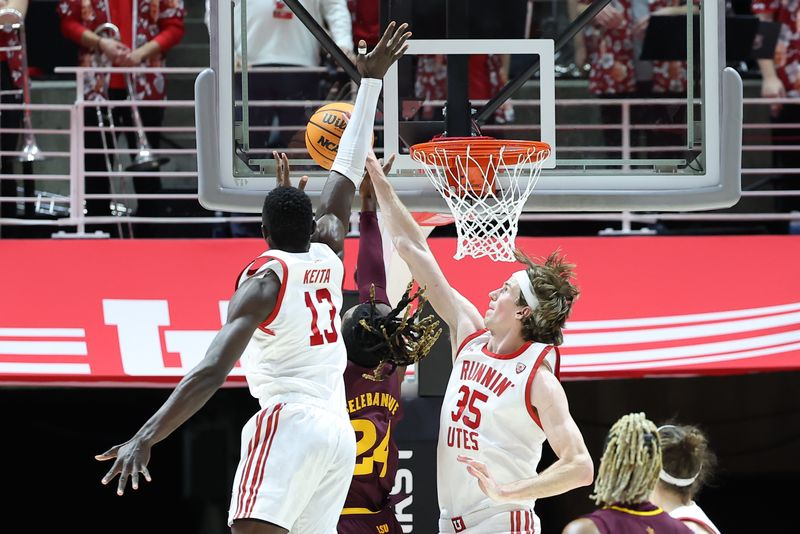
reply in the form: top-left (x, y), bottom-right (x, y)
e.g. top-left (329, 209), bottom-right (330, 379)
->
top-left (338, 506), bottom-right (403, 534)
top-left (342, 361), bottom-right (403, 512)
top-left (584, 502), bottom-right (693, 534)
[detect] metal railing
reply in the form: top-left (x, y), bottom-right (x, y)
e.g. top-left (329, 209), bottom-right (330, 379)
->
top-left (1, 66), bottom-right (799, 237)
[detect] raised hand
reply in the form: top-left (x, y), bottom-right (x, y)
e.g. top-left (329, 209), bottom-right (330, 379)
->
top-left (274, 151), bottom-right (308, 190)
top-left (356, 21), bottom-right (412, 79)
top-left (96, 438), bottom-right (153, 496)
top-left (364, 153), bottom-right (396, 193)
top-left (365, 150), bottom-right (393, 188)
top-left (361, 153), bottom-right (396, 209)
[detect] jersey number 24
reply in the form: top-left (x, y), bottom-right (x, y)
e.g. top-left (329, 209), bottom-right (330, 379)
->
top-left (352, 419), bottom-right (391, 477)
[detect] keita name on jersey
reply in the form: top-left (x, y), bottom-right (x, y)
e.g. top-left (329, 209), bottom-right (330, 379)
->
top-left (303, 268), bottom-right (331, 284)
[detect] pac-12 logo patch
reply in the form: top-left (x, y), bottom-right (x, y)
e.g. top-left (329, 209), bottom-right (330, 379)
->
top-left (516, 363), bottom-right (526, 374)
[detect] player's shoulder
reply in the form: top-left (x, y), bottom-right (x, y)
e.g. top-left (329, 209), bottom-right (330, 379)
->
top-left (239, 269), bottom-right (281, 297)
top-left (309, 242), bottom-right (344, 264)
top-left (562, 517), bottom-right (601, 534)
top-left (531, 360), bottom-right (560, 389)
top-left (454, 328), bottom-right (490, 358)
top-left (232, 270), bottom-right (282, 316)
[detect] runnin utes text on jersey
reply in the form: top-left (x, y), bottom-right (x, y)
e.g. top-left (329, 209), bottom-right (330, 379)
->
top-left (437, 329), bottom-right (559, 527)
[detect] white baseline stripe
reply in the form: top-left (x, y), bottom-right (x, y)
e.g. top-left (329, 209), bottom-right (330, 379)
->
top-left (564, 341), bottom-right (800, 373)
top-left (561, 330), bottom-right (800, 365)
top-left (0, 362), bottom-right (92, 374)
top-left (564, 310), bottom-right (800, 347)
top-left (565, 302), bottom-right (800, 331)
top-left (0, 328), bottom-right (86, 338)
top-left (0, 341), bottom-right (88, 355)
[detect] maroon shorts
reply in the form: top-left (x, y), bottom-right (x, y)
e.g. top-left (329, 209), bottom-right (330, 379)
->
top-left (337, 507), bottom-right (402, 534)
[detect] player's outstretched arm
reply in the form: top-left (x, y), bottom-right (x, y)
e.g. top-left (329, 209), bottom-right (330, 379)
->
top-left (458, 369), bottom-right (593, 502)
top-left (314, 21), bottom-right (411, 258)
top-left (356, 156), bottom-right (395, 304)
top-left (365, 152), bottom-right (483, 348)
top-left (95, 273), bottom-right (281, 496)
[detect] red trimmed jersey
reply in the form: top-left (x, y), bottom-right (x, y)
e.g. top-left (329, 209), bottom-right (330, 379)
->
top-left (236, 243), bottom-right (347, 410)
top-left (436, 329), bottom-right (559, 521)
top-left (671, 502), bottom-right (721, 534)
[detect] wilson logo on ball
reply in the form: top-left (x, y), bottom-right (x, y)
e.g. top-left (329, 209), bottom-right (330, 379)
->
top-left (321, 113), bottom-right (347, 130)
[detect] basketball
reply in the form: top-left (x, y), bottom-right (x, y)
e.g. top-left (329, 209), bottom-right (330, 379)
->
top-left (305, 102), bottom-right (354, 170)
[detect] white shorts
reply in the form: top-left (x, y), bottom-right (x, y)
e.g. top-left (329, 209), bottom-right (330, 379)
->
top-left (438, 506), bottom-right (541, 534)
top-left (228, 400), bottom-right (357, 533)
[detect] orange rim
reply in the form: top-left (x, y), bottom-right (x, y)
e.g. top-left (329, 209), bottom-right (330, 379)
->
top-left (410, 136), bottom-right (550, 161)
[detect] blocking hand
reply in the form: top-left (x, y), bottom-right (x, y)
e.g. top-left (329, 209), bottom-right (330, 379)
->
top-left (356, 21), bottom-right (412, 79)
top-left (274, 151), bottom-right (308, 190)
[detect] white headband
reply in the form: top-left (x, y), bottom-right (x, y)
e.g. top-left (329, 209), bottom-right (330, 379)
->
top-left (659, 469), bottom-right (700, 487)
top-left (512, 270), bottom-right (539, 309)
top-left (657, 425), bottom-right (701, 487)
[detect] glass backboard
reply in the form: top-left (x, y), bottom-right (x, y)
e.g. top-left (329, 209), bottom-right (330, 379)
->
top-left (197, 0), bottom-right (741, 212)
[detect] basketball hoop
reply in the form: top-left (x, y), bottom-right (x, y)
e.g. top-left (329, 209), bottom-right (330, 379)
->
top-left (411, 136), bottom-right (550, 262)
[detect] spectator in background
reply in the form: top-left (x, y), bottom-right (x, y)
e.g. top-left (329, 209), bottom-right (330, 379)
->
top-left (562, 413), bottom-right (692, 534)
top-left (651, 424), bottom-right (721, 534)
top-left (753, 0), bottom-right (800, 233)
top-left (58, 0), bottom-right (185, 236)
top-left (0, 0), bottom-right (27, 232)
top-left (414, 54), bottom-right (514, 123)
top-left (233, 0), bottom-right (353, 152)
top-left (410, 0), bottom-right (526, 125)
top-left (348, 0), bottom-right (380, 48)
top-left (571, 0), bottom-right (696, 157)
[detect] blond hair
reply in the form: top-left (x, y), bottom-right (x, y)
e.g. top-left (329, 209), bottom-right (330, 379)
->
top-left (513, 249), bottom-right (579, 345)
top-left (591, 412), bottom-right (662, 506)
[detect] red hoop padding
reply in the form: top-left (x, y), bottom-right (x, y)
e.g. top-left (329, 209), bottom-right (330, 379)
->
top-left (411, 136), bottom-right (550, 194)
top-left (412, 212), bottom-right (455, 227)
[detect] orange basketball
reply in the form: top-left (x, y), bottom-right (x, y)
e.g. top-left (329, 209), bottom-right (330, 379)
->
top-left (305, 102), bottom-right (354, 170)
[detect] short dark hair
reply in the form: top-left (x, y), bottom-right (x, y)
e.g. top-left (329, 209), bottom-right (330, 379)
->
top-left (262, 186), bottom-right (314, 250)
top-left (342, 284), bottom-right (442, 381)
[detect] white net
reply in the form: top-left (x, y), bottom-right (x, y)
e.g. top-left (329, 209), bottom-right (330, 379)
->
top-left (412, 139), bottom-right (550, 262)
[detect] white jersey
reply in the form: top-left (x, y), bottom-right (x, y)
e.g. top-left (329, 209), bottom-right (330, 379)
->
top-left (671, 502), bottom-right (721, 534)
top-left (233, 0), bottom-right (353, 67)
top-left (437, 329), bottom-right (559, 521)
top-left (237, 243), bottom-right (347, 414)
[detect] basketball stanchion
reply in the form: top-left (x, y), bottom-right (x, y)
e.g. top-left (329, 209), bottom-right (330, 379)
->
top-left (411, 136), bottom-right (550, 262)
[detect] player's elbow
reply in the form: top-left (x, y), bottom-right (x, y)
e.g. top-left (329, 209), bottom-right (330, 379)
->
top-left (573, 452), bottom-right (595, 487)
top-left (194, 363), bottom-right (229, 389)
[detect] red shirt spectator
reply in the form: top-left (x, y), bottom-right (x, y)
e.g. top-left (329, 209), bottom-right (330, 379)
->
top-left (414, 54), bottom-right (514, 123)
top-left (753, 0), bottom-right (800, 98)
top-left (348, 0), bottom-right (380, 47)
top-left (0, 0), bottom-right (25, 89)
top-left (578, 0), bottom-right (695, 95)
top-left (57, 0), bottom-right (185, 101)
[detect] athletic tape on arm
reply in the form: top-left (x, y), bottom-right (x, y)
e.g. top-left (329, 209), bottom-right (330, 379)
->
top-left (331, 78), bottom-right (382, 187)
